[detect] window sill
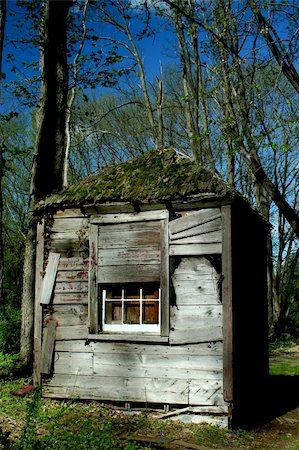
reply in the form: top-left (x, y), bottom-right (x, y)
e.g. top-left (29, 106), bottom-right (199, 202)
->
top-left (88, 333), bottom-right (169, 343)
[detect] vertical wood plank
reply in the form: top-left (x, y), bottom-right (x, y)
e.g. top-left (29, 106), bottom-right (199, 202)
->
top-left (89, 223), bottom-right (98, 333)
top-left (40, 252), bottom-right (60, 305)
top-left (33, 220), bottom-right (45, 385)
top-left (40, 320), bottom-right (57, 375)
top-left (160, 218), bottom-right (169, 337)
top-left (221, 205), bottom-right (233, 402)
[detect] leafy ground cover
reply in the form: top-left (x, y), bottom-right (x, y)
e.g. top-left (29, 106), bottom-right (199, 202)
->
top-left (0, 345), bottom-right (298, 449)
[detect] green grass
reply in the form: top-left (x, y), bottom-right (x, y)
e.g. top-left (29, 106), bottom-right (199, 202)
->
top-left (269, 363), bottom-right (299, 376)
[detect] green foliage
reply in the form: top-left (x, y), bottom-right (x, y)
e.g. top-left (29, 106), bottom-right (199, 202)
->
top-left (0, 306), bottom-right (21, 354)
top-left (269, 337), bottom-right (298, 353)
top-left (0, 352), bottom-right (22, 380)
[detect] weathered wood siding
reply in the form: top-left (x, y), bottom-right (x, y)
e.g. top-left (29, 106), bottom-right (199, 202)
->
top-left (42, 207), bottom-right (225, 411)
top-left (97, 221), bottom-right (161, 283)
top-left (43, 340), bottom-right (224, 406)
top-left (169, 208), bottom-right (221, 256)
top-left (47, 210), bottom-right (89, 341)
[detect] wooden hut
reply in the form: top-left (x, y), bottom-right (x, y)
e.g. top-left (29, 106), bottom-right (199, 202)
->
top-left (33, 148), bottom-right (269, 428)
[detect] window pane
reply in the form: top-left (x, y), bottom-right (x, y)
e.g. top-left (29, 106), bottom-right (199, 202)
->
top-left (142, 301), bottom-right (159, 324)
top-left (105, 301), bottom-right (122, 324)
top-left (106, 286), bottom-right (122, 299)
top-left (142, 283), bottom-right (159, 299)
top-left (125, 285), bottom-right (140, 299)
top-left (124, 301), bottom-right (140, 323)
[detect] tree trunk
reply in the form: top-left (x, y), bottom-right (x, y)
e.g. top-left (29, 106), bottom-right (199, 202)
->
top-left (32, 0), bottom-right (71, 200)
top-left (20, 0), bottom-right (71, 368)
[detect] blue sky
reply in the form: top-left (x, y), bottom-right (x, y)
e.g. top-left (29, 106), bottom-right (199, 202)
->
top-left (1, 0), bottom-right (179, 112)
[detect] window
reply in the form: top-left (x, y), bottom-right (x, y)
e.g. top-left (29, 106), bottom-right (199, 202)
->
top-left (88, 211), bottom-right (169, 337)
top-left (102, 282), bottom-right (160, 332)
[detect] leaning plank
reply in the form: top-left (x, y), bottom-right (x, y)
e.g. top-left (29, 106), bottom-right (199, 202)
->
top-left (41, 320), bottom-right (57, 375)
top-left (40, 253), bottom-right (60, 305)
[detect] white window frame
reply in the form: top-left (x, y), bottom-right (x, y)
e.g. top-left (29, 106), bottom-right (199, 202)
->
top-left (102, 285), bottom-right (161, 333)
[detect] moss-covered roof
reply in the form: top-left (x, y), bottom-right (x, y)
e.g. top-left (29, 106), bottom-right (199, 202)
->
top-left (35, 148), bottom-right (234, 211)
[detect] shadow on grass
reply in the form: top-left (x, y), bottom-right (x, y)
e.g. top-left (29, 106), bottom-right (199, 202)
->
top-left (233, 375), bottom-right (299, 429)
top-left (265, 375), bottom-right (299, 421)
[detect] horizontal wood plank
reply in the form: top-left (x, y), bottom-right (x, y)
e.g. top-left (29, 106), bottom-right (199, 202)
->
top-left (58, 257), bottom-right (88, 271)
top-left (91, 210), bottom-right (168, 224)
top-left (55, 340), bottom-right (223, 356)
top-left (53, 293), bottom-right (88, 305)
top-left (170, 230), bottom-right (221, 245)
top-left (170, 243), bottom-right (221, 256)
top-left (98, 265), bottom-right (160, 283)
top-left (56, 271), bottom-right (88, 282)
top-left (169, 326), bottom-right (223, 345)
top-left (54, 352), bottom-right (93, 375)
top-left (170, 305), bottom-right (222, 328)
top-left (53, 351), bottom-right (222, 380)
top-left (92, 351), bottom-right (221, 369)
top-left (54, 209), bottom-right (84, 218)
top-left (51, 217), bottom-right (88, 233)
top-left (172, 286), bottom-right (219, 305)
top-left (99, 223), bottom-right (161, 249)
top-left (54, 281), bottom-right (88, 294)
top-left (98, 248), bottom-right (160, 266)
top-left (170, 218), bottom-right (221, 241)
top-left (51, 305), bottom-right (88, 326)
top-left (169, 209), bottom-right (221, 235)
top-left (55, 325), bottom-right (88, 340)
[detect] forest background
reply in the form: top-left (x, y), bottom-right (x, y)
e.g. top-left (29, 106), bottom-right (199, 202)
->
top-left (0, 0), bottom-right (298, 363)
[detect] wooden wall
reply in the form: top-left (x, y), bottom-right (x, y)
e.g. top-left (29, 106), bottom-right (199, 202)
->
top-left (229, 200), bottom-right (269, 427)
top-left (40, 207), bottom-right (226, 413)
